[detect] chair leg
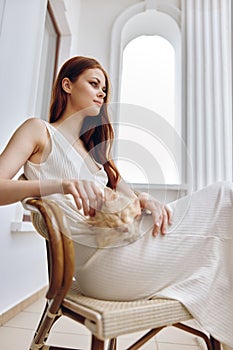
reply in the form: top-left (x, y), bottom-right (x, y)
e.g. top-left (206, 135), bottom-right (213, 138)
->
top-left (91, 335), bottom-right (105, 350)
top-left (127, 328), bottom-right (165, 350)
top-left (210, 336), bottom-right (221, 350)
top-left (107, 338), bottom-right (117, 350)
top-left (29, 302), bottom-right (61, 350)
top-left (174, 323), bottom-right (213, 350)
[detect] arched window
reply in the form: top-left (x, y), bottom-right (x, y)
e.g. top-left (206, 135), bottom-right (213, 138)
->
top-left (110, 4), bottom-right (183, 189)
top-left (121, 35), bottom-right (175, 128)
top-left (117, 35), bottom-right (181, 185)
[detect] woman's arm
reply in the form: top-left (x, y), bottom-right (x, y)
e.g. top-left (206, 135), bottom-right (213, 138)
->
top-left (116, 178), bottom-right (172, 236)
top-left (137, 192), bottom-right (172, 236)
top-left (0, 118), bottom-right (49, 204)
top-left (0, 118), bottom-right (103, 215)
top-left (0, 178), bottom-right (63, 205)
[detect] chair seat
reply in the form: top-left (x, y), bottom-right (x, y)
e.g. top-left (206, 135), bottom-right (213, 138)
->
top-left (64, 281), bottom-right (192, 340)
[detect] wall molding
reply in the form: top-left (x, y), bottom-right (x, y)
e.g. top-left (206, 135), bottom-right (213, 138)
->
top-left (0, 286), bottom-right (47, 326)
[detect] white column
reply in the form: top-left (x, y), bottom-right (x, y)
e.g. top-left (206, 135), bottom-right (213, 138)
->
top-left (182, 0), bottom-right (232, 190)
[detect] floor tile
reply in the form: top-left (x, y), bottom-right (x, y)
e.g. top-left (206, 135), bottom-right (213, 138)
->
top-left (0, 326), bottom-right (34, 350)
top-left (155, 325), bottom-right (198, 345)
top-left (3, 310), bottom-right (42, 330)
top-left (52, 316), bottom-right (91, 336)
top-left (117, 336), bottom-right (157, 350)
top-left (24, 296), bottom-right (46, 313)
top-left (47, 331), bottom-right (91, 349)
top-left (157, 344), bottom-right (201, 350)
top-left (118, 330), bottom-right (156, 341)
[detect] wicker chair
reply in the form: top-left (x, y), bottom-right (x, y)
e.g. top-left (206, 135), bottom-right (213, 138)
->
top-left (22, 195), bottom-right (221, 350)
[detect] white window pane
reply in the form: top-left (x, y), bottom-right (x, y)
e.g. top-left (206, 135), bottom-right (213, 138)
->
top-left (119, 35), bottom-right (180, 184)
top-left (115, 105), bottom-right (182, 185)
top-left (121, 35), bottom-right (175, 127)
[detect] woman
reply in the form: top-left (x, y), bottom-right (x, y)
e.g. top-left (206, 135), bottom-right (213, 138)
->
top-left (0, 56), bottom-right (232, 349)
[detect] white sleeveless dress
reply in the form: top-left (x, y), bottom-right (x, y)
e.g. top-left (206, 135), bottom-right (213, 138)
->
top-left (24, 121), bottom-right (233, 346)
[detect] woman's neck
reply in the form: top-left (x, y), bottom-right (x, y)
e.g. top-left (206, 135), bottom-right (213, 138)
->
top-left (52, 111), bottom-right (85, 141)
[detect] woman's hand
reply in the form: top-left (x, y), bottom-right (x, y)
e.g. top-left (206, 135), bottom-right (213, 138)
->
top-left (87, 188), bottom-right (141, 229)
top-left (62, 179), bottom-right (104, 216)
top-left (138, 192), bottom-right (172, 236)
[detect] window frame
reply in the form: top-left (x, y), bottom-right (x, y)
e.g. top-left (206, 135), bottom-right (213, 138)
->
top-left (35, 4), bottom-right (60, 120)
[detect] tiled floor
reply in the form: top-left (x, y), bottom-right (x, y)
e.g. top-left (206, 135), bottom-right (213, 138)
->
top-left (0, 295), bottom-right (207, 350)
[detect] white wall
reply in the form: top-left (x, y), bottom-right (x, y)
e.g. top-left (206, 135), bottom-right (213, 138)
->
top-left (0, 0), bottom-right (84, 316)
top-left (0, 0), bottom-right (49, 314)
top-left (64, 0), bottom-right (81, 56)
top-left (76, 0), bottom-right (139, 71)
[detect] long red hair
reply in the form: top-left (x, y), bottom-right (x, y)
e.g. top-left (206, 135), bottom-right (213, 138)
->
top-left (49, 56), bottom-right (120, 189)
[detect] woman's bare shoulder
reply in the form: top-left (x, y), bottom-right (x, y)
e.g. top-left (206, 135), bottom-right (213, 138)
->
top-left (0, 118), bottom-right (49, 177)
top-left (5, 118), bottom-right (50, 155)
top-left (17, 117), bottom-right (48, 140)
top-left (21, 117), bottom-right (47, 131)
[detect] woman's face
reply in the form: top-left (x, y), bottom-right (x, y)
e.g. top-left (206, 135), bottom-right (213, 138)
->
top-left (64, 68), bottom-right (107, 117)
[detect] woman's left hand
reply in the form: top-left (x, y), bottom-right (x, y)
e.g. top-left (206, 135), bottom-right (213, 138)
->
top-left (138, 192), bottom-right (172, 236)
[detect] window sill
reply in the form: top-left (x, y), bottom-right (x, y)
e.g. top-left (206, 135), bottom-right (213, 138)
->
top-left (11, 221), bottom-right (35, 233)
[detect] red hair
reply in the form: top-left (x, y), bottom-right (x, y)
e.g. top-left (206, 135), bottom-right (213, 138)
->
top-left (49, 56), bottom-right (120, 189)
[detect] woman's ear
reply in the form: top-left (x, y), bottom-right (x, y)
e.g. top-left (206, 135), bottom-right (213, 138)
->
top-left (62, 77), bottom-right (72, 93)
